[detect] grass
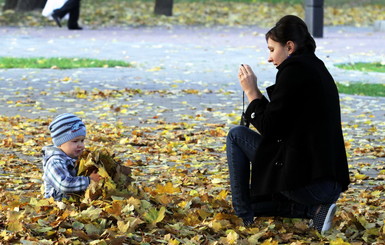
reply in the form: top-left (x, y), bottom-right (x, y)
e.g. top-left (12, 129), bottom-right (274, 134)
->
top-left (0, 57), bottom-right (131, 69)
top-left (336, 62), bottom-right (385, 73)
top-left (336, 82), bottom-right (385, 97)
top-left (336, 62), bottom-right (385, 97)
top-left (1, 57), bottom-right (383, 97)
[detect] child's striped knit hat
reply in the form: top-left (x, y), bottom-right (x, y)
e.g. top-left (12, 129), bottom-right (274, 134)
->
top-left (49, 113), bottom-right (86, 147)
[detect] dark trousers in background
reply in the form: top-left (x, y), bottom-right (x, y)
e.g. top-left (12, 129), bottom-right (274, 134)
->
top-left (53, 0), bottom-right (81, 28)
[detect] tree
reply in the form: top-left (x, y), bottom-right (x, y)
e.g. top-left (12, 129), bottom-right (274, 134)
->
top-left (154, 0), bottom-right (173, 16)
top-left (3, 0), bottom-right (46, 11)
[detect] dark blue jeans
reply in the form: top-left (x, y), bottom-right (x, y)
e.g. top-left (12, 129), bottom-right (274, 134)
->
top-left (226, 126), bottom-right (342, 220)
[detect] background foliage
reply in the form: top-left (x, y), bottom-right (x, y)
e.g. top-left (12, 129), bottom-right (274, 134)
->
top-left (0, 0), bottom-right (384, 28)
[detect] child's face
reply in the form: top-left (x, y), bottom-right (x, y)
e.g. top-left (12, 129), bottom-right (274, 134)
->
top-left (59, 135), bottom-right (85, 158)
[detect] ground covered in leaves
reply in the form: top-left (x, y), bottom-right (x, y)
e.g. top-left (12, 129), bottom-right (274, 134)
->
top-left (0, 1), bottom-right (385, 242)
top-left (0, 77), bottom-right (384, 244)
top-left (0, 0), bottom-right (384, 28)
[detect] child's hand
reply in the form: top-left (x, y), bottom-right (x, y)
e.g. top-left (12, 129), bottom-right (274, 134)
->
top-left (90, 171), bottom-right (102, 182)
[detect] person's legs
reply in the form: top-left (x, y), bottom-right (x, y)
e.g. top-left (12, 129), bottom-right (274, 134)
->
top-left (281, 180), bottom-right (342, 217)
top-left (67, 0), bottom-right (81, 29)
top-left (226, 126), bottom-right (262, 224)
top-left (251, 180), bottom-right (342, 232)
top-left (251, 193), bottom-right (311, 218)
top-left (52, 0), bottom-right (81, 29)
top-left (54, 0), bottom-right (79, 16)
top-left (227, 125), bottom-right (342, 230)
top-left (281, 180), bottom-right (342, 233)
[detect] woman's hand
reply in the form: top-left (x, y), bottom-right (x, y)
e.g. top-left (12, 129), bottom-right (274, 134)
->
top-left (238, 64), bottom-right (263, 102)
top-left (89, 171), bottom-right (102, 183)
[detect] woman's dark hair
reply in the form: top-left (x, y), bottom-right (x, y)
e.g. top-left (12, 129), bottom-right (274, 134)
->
top-left (265, 15), bottom-right (316, 54)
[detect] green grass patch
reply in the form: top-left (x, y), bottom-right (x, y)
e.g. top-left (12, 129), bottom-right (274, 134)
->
top-left (336, 82), bottom-right (385, 97)
top-left (0, 57), bottom-right (131, 69)
top-left (336, 62), bottom-right (385, 73)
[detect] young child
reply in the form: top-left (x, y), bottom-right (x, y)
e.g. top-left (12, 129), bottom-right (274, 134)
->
top-left (42, 113), bottom-right (101, 201)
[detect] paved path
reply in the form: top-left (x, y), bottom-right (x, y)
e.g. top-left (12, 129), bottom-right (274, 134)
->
top-left (0, 25), bottom-right (384, 121)
top-left (1, 26), bottom-right (385, 88)
top-left (0, 25), bottom-right (384, 178)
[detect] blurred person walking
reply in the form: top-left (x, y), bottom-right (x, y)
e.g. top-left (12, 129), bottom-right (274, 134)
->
top-left (50, 0), bottom-right (82, 30)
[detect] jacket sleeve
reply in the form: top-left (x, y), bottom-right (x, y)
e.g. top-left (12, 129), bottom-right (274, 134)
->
top-left (245, 62), bottom-right (305, 138)
top-left (45, 158), bottom-right (90, 194)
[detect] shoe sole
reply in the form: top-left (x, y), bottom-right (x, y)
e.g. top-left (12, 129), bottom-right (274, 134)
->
top-left (321, 203), bottom-right (337, 234)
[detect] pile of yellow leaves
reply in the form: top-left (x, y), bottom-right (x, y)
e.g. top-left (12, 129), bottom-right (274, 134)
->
top-left (77, 148), bottom-right (133, 202)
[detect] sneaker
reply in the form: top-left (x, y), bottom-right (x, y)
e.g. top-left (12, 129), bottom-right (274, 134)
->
top-left (312, 203), bottom-right (337, 234)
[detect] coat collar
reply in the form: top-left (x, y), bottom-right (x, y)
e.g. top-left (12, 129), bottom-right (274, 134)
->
top-left (276, 52), bottom-right (316, 71)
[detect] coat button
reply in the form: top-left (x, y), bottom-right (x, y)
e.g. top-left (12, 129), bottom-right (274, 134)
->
top-left (251, 112), bottom-right (255, 119)
top-left (275, 161), bottom-right (283, 167)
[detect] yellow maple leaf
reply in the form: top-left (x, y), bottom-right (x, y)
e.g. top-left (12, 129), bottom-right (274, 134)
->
top-left (144, 206), bottom-right (166, 226)
top-left (211, 220), bottom-right (224, 232)
top-left (97, 166), bottom-right (111, 178)
top-left (226, 230), bottom-right (239, 244)
top-left (117, 217), bottom-right (143, 233)
top-left (156, 194), bottom-right (174, 205)
top-left (261, 238), bottom-right (278, 245)
top-left (354, 173), bottom-right (368, 180)
top-left (155, 182), bottom-right (181, 194)
top-left (330, 238), bottom-right (351, 245)
top-left (6, 211), bottom-right (23, 232)
top-left (215, 190), bottom-right (228, 200)
top-left (105, 201), bottom-right (122, 217)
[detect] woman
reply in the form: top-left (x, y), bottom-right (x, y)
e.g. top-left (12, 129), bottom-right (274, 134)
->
top-left (226, 15), bottom-right (350, 233)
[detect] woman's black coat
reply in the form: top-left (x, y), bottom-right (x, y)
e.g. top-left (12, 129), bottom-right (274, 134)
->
top-left (245, 52), bottom-right (350, 197)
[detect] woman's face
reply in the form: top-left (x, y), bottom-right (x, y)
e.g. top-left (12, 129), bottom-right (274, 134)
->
top-left (267, 38), bottom-right (293, 67)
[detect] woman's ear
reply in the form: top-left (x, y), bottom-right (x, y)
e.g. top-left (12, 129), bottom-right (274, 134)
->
top-left (286, 41), bottom-right (295, 55)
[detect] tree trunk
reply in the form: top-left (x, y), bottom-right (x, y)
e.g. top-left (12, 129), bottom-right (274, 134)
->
top-left (3, 0), bottom-right (47, 11)
top-left (3, 0), bottom-right (18, 10)
top-left (154, 0), bottom-right (173, 16)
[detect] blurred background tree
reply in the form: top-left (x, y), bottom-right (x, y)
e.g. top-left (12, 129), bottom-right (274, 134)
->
top-left (154, 0), bottom-right (173, 16)
top-left (3, 0), bottom-right (46, 11)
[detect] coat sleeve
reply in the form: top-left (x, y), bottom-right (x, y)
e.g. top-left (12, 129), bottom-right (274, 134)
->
top-left (245, 62), bottom-right (306, 139)
top-left (45, 158), bottom-right (90, 194)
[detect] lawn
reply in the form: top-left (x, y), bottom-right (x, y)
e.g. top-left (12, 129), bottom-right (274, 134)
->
top-left (0, 57), bottom-right (131, 69)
